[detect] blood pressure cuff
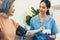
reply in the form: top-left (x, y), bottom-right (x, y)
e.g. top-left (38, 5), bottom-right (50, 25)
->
top-left (16, 25), bottom-right (27, 36)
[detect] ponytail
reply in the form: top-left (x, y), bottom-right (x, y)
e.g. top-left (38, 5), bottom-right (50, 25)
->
top-left (46, 10), bottom-right (50, 15)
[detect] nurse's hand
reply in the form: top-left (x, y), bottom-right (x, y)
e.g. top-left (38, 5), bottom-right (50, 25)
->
top-left (40, 26), bottom-right (45, 31)
top-left (49, 35), bottom-right (56, 39)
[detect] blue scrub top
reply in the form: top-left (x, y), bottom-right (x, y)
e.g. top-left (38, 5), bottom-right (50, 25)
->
top-left (30, 15), bottom-right (58, 40)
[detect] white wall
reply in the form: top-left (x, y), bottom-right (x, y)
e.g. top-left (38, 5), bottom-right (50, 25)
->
top-left (11, 0), bottom-right (40, 27)
top-left (52, 9), bottom-right (60, 40)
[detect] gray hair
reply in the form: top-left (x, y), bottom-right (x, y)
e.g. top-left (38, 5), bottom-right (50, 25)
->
top-left (0, 0), bottom-right (15, 13)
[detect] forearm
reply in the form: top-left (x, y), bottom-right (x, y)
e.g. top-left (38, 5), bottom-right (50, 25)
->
top-left (26, 27), bottom-right (44, 35)
top-left (31, 29), bottom-right (41, 34)
top-left (25, 29), bottom-right (42, 37)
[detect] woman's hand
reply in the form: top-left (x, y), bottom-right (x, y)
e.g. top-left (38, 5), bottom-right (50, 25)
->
top-left (26, 30), bottom-right (34, 37)
top-left (49, 35), bottom-right (56, 39)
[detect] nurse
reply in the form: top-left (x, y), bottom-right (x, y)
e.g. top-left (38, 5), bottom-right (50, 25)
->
top-left (30, 0), bottom-right (58, 40)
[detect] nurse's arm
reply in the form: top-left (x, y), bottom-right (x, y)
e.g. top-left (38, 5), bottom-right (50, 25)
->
top-left (50, 20), bottom-right (58, 39)
top-left (49, 35), bottom-right (56, 39)
top-left (27, 26), bottom-right (45, 34)
top-left (26, 29), bottom-right (41, 37)
top-left (26, 27), bottom-right (45, 37)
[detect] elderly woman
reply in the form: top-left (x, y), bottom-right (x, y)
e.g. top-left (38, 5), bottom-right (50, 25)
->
top-left (0, 0), bottom-right (45, 40)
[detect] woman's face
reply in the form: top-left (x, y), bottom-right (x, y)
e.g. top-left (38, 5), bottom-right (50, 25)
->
top-left (39, 2), bottom-right (49, 15)
top-left (8, 3), bottom-right (15, 16)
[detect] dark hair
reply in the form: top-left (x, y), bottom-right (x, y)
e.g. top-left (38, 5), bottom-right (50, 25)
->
top-left (40, 0), bottom-right (51, 15)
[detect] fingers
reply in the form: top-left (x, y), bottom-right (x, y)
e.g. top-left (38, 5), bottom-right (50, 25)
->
top-left (40, 26), bottom-right (45, 31)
